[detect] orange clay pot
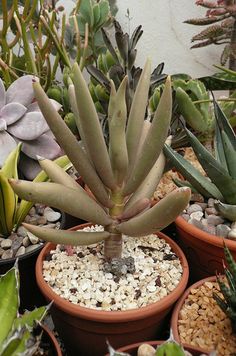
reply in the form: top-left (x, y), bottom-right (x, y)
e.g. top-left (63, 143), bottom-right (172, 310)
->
top-left (35, 223), bottom-right (189, 356)
top-left (41, 324), bottom-right (62, 356)
top-left (171, 276), bottom-right (216, 355)
top-left (175, 216), bottom-right (236, 282)
top-left (111, 340), bottom-right (209, 356)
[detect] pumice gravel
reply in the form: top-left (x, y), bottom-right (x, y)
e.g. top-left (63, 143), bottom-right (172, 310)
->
top-left (43, 225), bottom-right (183, 311)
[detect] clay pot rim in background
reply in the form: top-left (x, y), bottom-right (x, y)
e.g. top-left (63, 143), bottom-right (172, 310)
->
top-left (171, 275), bottom-right (216, 355)
top-left (176, 215), bottom-right (236, 250)
top-left (41, 324), bottom-right (62, 356)
top-left (113, 340), bottom-right (209, 355)
top-left (36, 223), bottom-right (189, 322)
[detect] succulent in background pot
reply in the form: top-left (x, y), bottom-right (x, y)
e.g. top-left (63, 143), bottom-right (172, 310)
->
top-left (0, 143), bottom-right (71, 309)
top-left (10, 59), bottom-right (191, 355)
top-left (164, 97), bottom-right (236, 279)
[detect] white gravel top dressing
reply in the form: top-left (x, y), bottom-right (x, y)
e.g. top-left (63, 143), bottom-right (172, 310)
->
top-left (43, 225), bottom-right (183, 311)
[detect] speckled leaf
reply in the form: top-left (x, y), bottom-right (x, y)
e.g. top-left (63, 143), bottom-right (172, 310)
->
top-left (0, 103), bottom-right (27, 125)
top-left (21, 134), bottom-right (61, 160)
top-left (6, 75), bottom-right (36, 107)
top-left (0, 131), bottom-right (17, 167)
top-left (7, 112), bottom-right (49, 140)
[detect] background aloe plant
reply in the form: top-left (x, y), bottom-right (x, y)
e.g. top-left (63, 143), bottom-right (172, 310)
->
top-left (9, 59), bottom-right (190, 264)
top-left (0, 263), bottom-right (48, 355)
top-left (164, 96), bottom-right (236, 221)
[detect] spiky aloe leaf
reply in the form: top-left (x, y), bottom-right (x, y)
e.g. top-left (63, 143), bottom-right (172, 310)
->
top-left (117, 187), bottom-right (191, 236)
top-left (224, 246), bottom-right (236, 287)
top-left (215, 201), bottom-right (236, 221)
top-left (156, 341), bottom-right (185, 356)
top-left (123, 76), bottom-right (172, 196)
top-left (163, 144), bottom-right (223, 200)
top-left (9, 180), bottom-right (113, 227)
top-left (185, 128), bottom-right (236, 205)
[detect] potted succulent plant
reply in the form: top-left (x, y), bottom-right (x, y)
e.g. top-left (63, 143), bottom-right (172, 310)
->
top-left (0, 142), bottom-right (71, 310)
top-left (164, 96), bottom-right (236, 280)
top-left (10, 60), bottom-right (191, 355)
top-left (0, 262), bottom-right (62, 356)
top-left (171, 246), bottom-right (236, 356)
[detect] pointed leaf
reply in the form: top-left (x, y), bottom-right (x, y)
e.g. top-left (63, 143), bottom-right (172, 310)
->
top-left (221, 130), bottom-right (236, 179)
top-left (214, 98), bottom-right (236, 150)
top-left (22, 223), bottom-right (110, 246)
top-left (14, 306), bottom-right (48, 330)
top-left (8, 112), bottom-right (49, 140)
top-left (6, 75), bottom-right (36, 107)
top-left (214, 120), bottom-right (228, 171)
top-left (0, 103), bottom-right (27, 125)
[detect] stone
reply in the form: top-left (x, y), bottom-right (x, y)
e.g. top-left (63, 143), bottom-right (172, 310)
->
top-left (44, 207), bottom-right (61, 222)
top-left (205, 207), bottom-right (218, 216)
top-left (190, 211), bottom-right (204, 221)
top-left (2, 249), bottom-right (13, 259)
top-left (191, 193), bottom-right (204, 203)
top-left (27, 232), bottom-right (39, 245)
top-left (182, 214), bottom-right (190, 221)
top-left (28, 207), bottom-right (36, 217)
top-left (17, 226), bottom-right (28, 237)
top-left (203, 225), bottom-right (216, 235)
top-left (11, 236), bottom-right (24, 254)
top-left (188, 218), bottom-right (204, 230)
top-left (36, 216), bottom-right (47, 225)
top-left (28, 216), bottom-right (38, 225)
top-left (207, 215), bottom-right (224, 226)
top-left (22, 236), bottom-right (30, 247)
top-left (231, 222), bottom-right (236, 230)
top-left (1, 239), bottom-right (12, 249)
top-left (228, 230), bottom-right (236, 240)
top-left (16, 246), bottom-right (26, 256)
top-left (187, 204), bottom-right (203, 214)
top-left (0, 248), bottom-right (5, 256)
top-left (25, 244), bottom-right (42, 253)
top-left (216, 224), bottom-right (231, 237)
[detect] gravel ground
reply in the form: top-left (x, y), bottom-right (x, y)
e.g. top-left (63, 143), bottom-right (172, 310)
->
top-left (178, 281), bottom-right (236, 355)
top-left (43, 225), bottom-right (183, 311)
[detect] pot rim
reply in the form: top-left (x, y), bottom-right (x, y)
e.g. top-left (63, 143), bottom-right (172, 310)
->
top-left (36, 225), bottom-right (189, 323)
top-left (41, 324), bottom-right (62, 356)
top-left (171, 275), bottom-right (216, 354)
top-left (176, 215), bottom-right (236, 250)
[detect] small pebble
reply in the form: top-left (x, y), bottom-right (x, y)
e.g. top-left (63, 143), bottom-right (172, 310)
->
top-left (44, 207), bottom-right (61, 222)
top-left (207, 215), bottom-right (224, 226)
top-left (16, 246), bottom-right (26, 256)
top-left (27, 232), bottom-right (39, 245)
top-left (17, 226), bottom-right (28, 237)
top-left (228, 230), bottom-right (236, 240)
top-left (216, 224), bottom-right (231, 237)
top-left (190, 211), bottom-right (203, 221)
top-left (22, 236), bottom-right (30, 247)
top-left (1, 239), bottom-right (12, 249)
top-left (2, 249), bottom-right (14, 259)
top-left (187, 204), bottom-right (203, 214)
top-left (25, 244), bottom-right (42, 253)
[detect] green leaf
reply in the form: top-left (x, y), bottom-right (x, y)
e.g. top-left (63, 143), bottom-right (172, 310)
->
top-left (14, 306), bottom-right (48, 330)
top-left (80, 0), bottom-right (94, 27)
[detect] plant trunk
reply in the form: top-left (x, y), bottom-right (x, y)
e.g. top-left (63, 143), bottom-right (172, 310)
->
top-left (104, 189), bottom-right (125, 261)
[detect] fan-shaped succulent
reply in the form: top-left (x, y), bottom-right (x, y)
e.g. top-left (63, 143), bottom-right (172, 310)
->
top-left (0, 75), bottom-right (62, 179)
top-left (164, 96), bottom-right (236, 221)
top-left (9, 59), bottom-right (191, 265)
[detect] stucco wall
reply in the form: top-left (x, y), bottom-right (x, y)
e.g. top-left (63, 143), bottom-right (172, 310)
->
top-left (61, 0), bottom-right (223, 77)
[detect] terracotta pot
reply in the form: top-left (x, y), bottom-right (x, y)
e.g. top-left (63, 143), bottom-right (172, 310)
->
top-left (40, 324), bottom-right (62, 356)
top-left (35, 223), bottom-right (189, 356)
top-left (112, 340), bottom-right (209, 356)
top-left (175, 216), bottom-right (236, 282)
top-left (171, 276), bottom-right (216, 355)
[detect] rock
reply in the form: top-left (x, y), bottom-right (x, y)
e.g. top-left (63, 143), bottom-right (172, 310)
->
top-left (29, 207), bottom-right (36, 217)
top-left (228, 230), bottom-right (236, 240)
top-left (191, 193), bottom-right (204, 203)
top-left (0, 248), bottom-right (5, 256)
top-left (207, 198), bottom-right (216, 208)
top-left (17, 226), bottom-right (28, 237)
top-left (182, 214), bottom-right (190, 221)
top-left (0, 238), bottom-right (4, 243)
top-left (197, 202), bottom-right (208, 210)
top-left (216, 224), bottom-right (231, 237)
top-left (187, 204), bottom-right (203, 214)
top-left (27, 232), bottom-right (39, 245)
top-left (190, 211), bottom-right (204, 221)
top-left (188, 218), bottom-right (204, 230)
top-left (36, 216), bottom-right (47, 225)
top-left (11, 236), bottom-right (24, 254)
top-left (22, 236), bottom-right (30, 247)
top-left (16, 246), bottom-right (26, 256)
top-left (44, 207), bottom-right (61, 222)
top-left (24, 215), bottom-right (31, 223)
top-left (35, 204), bottom-right (45, 215)
top-left (231, 222), bottom-right (236, 230)
top-left (1, 239), bottom-right (12, 249)
top-left (2, 249), bottom-right (13, 259)
top-left (137, 344), bottom-right (156, 356)
top-left (207, 215), bottom-right (225, 226)
top-left (203, 224), bottom-right (216, 235)
top-left (25, 244), bottom-right (42, 253)
top-left (27, 216), bottom-right (38, 225)
top-left (205, 207), bottom-right (218, 216)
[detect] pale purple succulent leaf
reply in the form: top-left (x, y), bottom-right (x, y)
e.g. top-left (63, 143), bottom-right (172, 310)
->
top-left (43, 129), bottom-right (55, 139)
top-left (0, 103), bottom-right (27, 125)
top-left (21, 134), bottom-right (62, 160)
top-left (27, 98), bottom-right (62, 113)
top-left (6, 75), bottom-right (38, 107)
top-left (0, 131), bottom-right (17, 167)
top-left (19, 153), bottom-right (42, 180)
top-left (7, 112), bottom-right (49, 140)
top-left (0, 119), bottom-right (7, 131)
top-left (0, 79), bottom-right (6, 110)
